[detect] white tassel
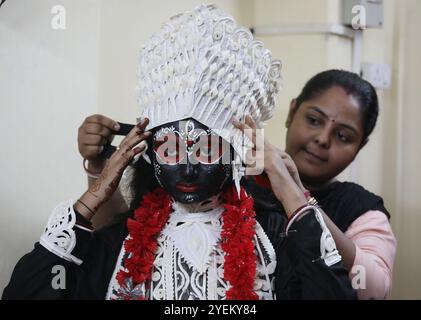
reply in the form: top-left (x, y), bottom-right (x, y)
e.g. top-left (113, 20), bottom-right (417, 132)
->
top-left (232, 155), bottom-right (245, 197)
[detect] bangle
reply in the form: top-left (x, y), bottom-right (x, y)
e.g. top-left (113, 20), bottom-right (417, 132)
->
top-left (285, 194), bottom-right (320, 234)
top-left (285, 204), bottom-right (317, 235)
top-left (77, 199), bottom-right (95, 217)
top-left (287, 203), bottom-right (308, 222)
top-left (83, 159), bottom-right (101, 179)
top-left (307, 196), bottom-right (318, 206)
top-left (287, 194), bottom-right (319, 222)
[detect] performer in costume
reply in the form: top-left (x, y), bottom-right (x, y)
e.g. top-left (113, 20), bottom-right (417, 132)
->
top-left (3, 5), bottom-right (355, 300)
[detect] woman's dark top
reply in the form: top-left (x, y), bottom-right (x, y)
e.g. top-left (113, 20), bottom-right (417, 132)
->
top-left (248, 178), bottom-right (390, 300)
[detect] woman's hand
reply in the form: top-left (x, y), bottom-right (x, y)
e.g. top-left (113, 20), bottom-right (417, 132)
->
top-left (78, 114), bottom-right (121, 173)
top-left (74, 118), bottom-right (151, 220)
top-left (232, 115), bottom-right (307, 217)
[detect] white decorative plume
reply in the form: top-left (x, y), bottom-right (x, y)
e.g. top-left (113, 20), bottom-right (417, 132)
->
top-left (136, 4), bottom-right (282, 162)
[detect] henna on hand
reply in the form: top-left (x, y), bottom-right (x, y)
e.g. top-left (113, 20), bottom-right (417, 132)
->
top-left (80, 119), bottom-right (150, 219)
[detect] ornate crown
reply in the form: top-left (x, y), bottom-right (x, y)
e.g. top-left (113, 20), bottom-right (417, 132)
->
top-left (136, 4), bottom-right (282, 160)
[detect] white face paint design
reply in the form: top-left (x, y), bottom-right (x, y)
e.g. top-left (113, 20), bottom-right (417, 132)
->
top-left (153, 119), bottom-right (231, 166)
top-left (152, 118), bottom-right (233, 204)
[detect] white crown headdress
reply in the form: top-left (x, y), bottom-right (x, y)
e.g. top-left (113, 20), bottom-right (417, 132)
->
top-left (136, 4), bottom-right (282, 193)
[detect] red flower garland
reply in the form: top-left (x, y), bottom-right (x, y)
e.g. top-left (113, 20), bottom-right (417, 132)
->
top-left (116, 185), bottom-right (258, 300)
top-left (116, 188), bottom-right (172, 289)
top-left (221, 186), bottom-right (258, 300)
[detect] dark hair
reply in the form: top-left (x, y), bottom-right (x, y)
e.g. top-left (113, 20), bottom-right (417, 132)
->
top-left (294, 69), bottom-right (379, 142)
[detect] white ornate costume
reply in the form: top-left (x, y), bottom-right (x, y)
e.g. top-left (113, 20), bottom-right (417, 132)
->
top-left (106, 197), bottom-right (276, 300)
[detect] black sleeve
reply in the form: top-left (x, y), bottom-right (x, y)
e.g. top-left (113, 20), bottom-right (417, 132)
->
top-left (2, 213), bottom-right (94, 300)
top-left (275, 211), bottom-right (357, 300)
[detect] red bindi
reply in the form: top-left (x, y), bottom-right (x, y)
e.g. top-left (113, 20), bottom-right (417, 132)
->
top-left (187, 140), bottom-right (194, 148)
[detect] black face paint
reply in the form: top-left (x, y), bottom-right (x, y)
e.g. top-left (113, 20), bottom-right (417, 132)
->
top-left (151, 118), bottom-right (232, 204)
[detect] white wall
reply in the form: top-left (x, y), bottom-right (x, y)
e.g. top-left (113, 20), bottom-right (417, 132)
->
top-left (386, 0), bottom-right (421, 299)
top-left (0, 0), bottom-right (101, 293)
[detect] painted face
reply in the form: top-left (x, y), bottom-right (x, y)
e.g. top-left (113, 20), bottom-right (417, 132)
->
top-left (152, 118), bottom-right (232, 204)
top-left (285, 86), bottom-right (365, 187)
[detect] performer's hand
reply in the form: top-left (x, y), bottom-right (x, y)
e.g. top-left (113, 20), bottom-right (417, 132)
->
top-left (78, 114), bottom-right (121, 173)
top-left (232, 115), bottom-right (307, 217)
top-left (74, 118), bottom-right (151, 220)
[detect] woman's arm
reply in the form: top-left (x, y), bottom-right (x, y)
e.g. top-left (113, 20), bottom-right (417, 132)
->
top-left (278, 209), bottom-right (357, 299)
top-left (74, 119), bottom-right (151, 221)
top-left (318, 210), bottom-right (356, 270)
top-left (344, 211), bottom-right (397, 299)
top-left (2, 212), bottom-right (93, 300)
top-left (293, 200), bottom-right (396, 299)
top-left (86, 161), bottom-right (129, 229)
top-left (78, 115), bottom-right (132, 229)
top-left (3, 120), bottom-right (151, 299)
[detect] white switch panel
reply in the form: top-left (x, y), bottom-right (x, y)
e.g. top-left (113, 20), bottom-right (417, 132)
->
top-left (361, 63), bottom-right (391, 90)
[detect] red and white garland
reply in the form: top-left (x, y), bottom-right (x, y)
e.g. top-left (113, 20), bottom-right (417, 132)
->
top-left (116, 185), bottom-right (259, 300)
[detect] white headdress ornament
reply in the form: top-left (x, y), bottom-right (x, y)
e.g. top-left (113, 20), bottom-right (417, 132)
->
top-left (136, 4), bottom-right (282, 194)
